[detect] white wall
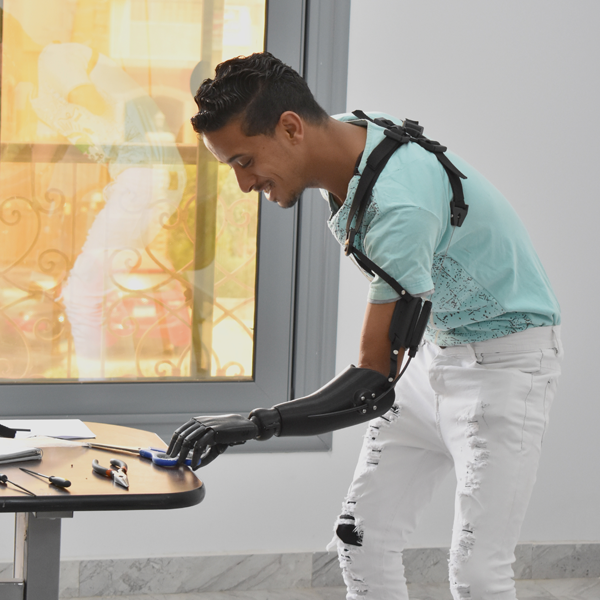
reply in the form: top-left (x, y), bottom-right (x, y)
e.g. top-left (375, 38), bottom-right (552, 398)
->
top-left (1, 0), bottom-right (598, 562)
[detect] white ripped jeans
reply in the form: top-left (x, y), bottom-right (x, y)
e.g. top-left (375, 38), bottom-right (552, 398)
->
top-left (329, 326), bottom-right (563, 600)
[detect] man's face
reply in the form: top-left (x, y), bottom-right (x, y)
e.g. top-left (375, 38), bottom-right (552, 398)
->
top-left (202, 114), bottom-right (306, 209)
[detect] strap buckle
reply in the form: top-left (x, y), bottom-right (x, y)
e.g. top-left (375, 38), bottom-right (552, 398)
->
top-left (403, 119), bottom-right (424, 137)
top-left (344, 231), bottom-right (356, 256)
top-left (383, 127), bottom-right (409, 144)
top-left (450, 201), bottom-right (469, 227)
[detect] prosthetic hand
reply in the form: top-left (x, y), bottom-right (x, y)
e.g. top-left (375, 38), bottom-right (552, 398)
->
top-left (167, 365), bottom-right (395, 470)
top-left (166, 414), bottom-right (262, 470)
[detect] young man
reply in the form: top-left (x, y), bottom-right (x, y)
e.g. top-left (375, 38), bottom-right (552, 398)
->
top-left (167, 52), bottom-right (562, 600)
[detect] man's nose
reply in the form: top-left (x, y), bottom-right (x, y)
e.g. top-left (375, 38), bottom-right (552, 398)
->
top-left (233, 167), bottom-right (256, 194)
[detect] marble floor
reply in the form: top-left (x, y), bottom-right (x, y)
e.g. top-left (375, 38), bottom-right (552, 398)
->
top-left (66, 577), bottom-right (600, 600)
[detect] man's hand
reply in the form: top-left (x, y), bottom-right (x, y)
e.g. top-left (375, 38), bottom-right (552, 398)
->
top-left (167, 414), bottom-right (259, 470)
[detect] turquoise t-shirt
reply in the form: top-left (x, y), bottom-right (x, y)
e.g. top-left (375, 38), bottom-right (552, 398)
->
top-left (325, 112), bottom-right (560, 346)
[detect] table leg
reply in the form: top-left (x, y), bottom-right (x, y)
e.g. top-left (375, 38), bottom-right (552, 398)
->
top-left (0, 579), bottom-right (24, 600)
top-left (14, 512), bottom-right (73, 600)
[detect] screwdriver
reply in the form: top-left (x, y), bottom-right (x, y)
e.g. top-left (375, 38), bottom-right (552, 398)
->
top-left (0, 473), bottom-right (36, 496)
top-left (19, 467), bottom-right (71, 488)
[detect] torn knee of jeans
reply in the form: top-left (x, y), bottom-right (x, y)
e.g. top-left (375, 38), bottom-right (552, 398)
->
top-left (455, 523), bottom-right (475, 562)
top-left (378, 402), bottom-right (402, 426)
top-left (365, 403), bottom-right (401, 442)
top-left (335, 514), bottom-right (364, 546)
top-left (341, 567), bottom-right (368, 597)
top-left (451, 583), bottom-right (471, 599)
top-left (337, 544), bottom-right (368, 597)
top-left (462, 462), bottom-right (481, 496)
top-left (460, 417), bottom-right (480, 438)
top-left (467, 430), bottom-right (489, 456)
top-left (333, 503), bottom-right (369, 597)
top-left (364, 441), bottom-right (383, 469)
top-left (449, 524), bottom-right (475, 598)
top-left (457, 417), bottom-right (489, 497)
top-left (360, 403), bottom-right (402, 473)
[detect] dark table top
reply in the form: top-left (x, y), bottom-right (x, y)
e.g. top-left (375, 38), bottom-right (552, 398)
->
top-left (0, 422), bottom-right (205, 513)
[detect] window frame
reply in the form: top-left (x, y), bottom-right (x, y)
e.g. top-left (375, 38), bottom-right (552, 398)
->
top-left (1, 0), bottom-right (350, 452)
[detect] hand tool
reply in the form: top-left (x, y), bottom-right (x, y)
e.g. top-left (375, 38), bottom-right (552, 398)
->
top-left (86, 442), bottom-right (192, 467)
top-left (0, 473), bottom-right (36, 496)
top-left (19, 467), bottom-right (71, 488)
top-left (92, 458), bottom-right (129, 488)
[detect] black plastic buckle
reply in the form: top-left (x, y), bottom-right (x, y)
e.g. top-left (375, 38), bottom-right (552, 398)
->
top-left (344, 231), bottom-right (356, 256)
top-left (417, 138), bottom-right (447, 153)
top-left (383, 128), bottom-right (410, 144)
top-left (450, 201), bottom-right (469, 227)
top-left (403, 119), bottom-right (424, 138)
top-left (374, 117), bottom-right (396, 129)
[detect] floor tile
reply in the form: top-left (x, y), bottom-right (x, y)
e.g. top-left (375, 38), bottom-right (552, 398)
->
top-left (62, 578), bottom-right (600, 600)
top-left (66, 590), bottom-right (347, 600)
top-left (514, 579), bottom-right (559, 599)
top-left (407, 581), bottom-right (453, 599)
top-left (311, 588), bottom-right (347, 600)
top-left (538, 577), bottom-right (600, 600)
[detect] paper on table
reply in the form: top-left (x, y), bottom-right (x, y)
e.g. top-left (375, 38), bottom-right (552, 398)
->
top-left (0, 439), bottom-right (42, 464)
top-left (0, 419), bottom-right (95, 440)
top-left (18, 436), bottom-right (86, 449)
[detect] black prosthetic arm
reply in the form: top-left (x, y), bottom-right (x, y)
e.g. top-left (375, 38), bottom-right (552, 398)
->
top-left (250, 365), bottom-right (395, 438)
top-left (168, 365), bottom-right (395, 469)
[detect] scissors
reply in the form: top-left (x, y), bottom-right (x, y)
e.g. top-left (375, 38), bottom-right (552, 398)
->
top-left (86, 442), bottom-right (192, 468)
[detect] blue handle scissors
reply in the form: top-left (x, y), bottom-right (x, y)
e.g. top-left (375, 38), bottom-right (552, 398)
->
top-left (86, 442), bottom-right (192, 468)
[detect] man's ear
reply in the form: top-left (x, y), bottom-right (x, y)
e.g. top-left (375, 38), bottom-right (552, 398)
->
top-left (278, 111), bottom-right (304, 144)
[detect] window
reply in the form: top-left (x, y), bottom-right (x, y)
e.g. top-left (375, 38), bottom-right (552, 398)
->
top-left (1, 0), bottom-right (350, 450)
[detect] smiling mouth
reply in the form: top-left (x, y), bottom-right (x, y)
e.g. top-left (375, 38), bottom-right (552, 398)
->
top-left (262, 182), bottom-right (273, 200)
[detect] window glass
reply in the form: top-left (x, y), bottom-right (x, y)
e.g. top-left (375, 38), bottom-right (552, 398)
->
top-left (0, 0), bottom-right (265, 382)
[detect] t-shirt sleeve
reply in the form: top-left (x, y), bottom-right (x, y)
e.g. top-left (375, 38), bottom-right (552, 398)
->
top-left (362, 154), bottom-right (449, 303)
top-left (364, 205), bottom-right (443, 302)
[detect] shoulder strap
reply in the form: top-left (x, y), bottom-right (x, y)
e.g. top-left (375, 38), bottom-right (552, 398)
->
top-left (348, 110), bottom-right (469, 231)
top-left (345, 134), bottom-right (402, 249)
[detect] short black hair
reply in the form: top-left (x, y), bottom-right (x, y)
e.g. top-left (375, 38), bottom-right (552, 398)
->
top-left (191, 52), bottom-right (328, 136)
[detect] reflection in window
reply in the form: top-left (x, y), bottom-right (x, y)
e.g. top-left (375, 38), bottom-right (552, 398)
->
top-left (0, 0), bottom-right (265, 382)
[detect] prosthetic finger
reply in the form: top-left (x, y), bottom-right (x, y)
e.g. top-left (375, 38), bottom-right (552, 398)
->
top-left (168, 420), bottom-right (202, 458)
top-left (192, 443), bottom-right (229, 470)
top-left (167, 422), bottom-right (186, 455)
top-left (178, 428), bottom-right (215, 466)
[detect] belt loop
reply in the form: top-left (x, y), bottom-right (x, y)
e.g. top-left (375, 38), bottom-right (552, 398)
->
top-left (468, 344), bottom-right (481, 364)
top-left (552, 326), bottom-right (560, 355)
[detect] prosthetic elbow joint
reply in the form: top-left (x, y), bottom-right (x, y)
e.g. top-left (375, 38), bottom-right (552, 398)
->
top-left (249, 365), bottom-right (395, 439)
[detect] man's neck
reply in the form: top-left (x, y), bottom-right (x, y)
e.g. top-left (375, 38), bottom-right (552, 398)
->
top-left (307, 118), bottom-right (367, 206)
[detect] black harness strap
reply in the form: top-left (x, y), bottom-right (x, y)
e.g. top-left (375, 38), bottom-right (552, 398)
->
top-left (345, 134), bottom-right (401, 252)
top-left (351, 245), bottom-right (432, 380)
top-left (345, 110), bottom-right (466, 382)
